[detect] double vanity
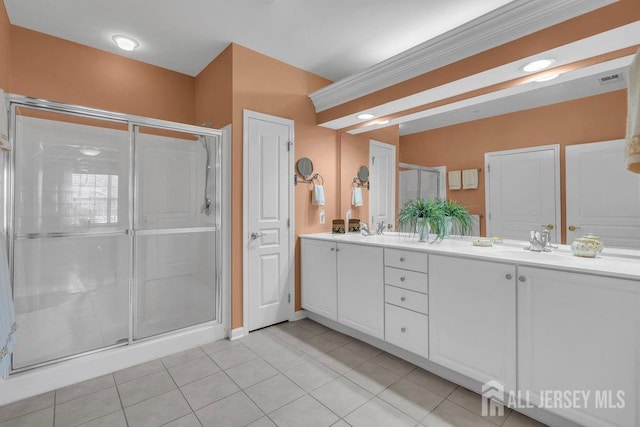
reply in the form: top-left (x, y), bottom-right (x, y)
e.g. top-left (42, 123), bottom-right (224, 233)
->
top-left (300, 232), bottom-right (640, 427)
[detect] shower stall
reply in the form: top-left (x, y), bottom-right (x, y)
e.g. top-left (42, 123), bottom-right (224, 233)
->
top-left (2, 96), bottom-right (226, 373)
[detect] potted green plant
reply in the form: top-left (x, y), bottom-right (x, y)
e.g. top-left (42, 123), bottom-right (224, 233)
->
top-left (398, 197), bottom-right (475, 242)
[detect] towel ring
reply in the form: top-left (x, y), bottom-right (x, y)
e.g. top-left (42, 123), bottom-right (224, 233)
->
top-left (294, 172), bottom-right (324, 186)
top-left (312, 173), bottom-right (324, 186)
top-left (352, 177), bottom-right (370, 190)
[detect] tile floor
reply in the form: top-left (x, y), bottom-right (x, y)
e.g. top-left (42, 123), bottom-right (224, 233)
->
top-left (0, 319), bottom-right (548, 427)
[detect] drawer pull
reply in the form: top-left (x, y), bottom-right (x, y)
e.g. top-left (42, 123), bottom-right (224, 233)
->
top-left (505, 273), bottom-right (512, 280)
top-left (519, 276), bottom-right (526, 283)
top-left (400, 257), bottom-right (405, 262)
top-left (400, 276), bottom-right (406, 282)
top-left (401, 327), bottom-right (406, 333)
top-left (400, 296), bottom-right (406, 302)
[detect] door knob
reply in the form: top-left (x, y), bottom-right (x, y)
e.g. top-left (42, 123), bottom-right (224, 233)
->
top-left (541, 224), bottom-right (554, 230)
top-left (568, 225), bottom-right (581, 232)
top-left (250, 231), bottom-right (265, 240)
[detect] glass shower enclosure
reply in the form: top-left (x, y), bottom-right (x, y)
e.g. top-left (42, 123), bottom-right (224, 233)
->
top-left (4, 97), bottom-right (222, 371)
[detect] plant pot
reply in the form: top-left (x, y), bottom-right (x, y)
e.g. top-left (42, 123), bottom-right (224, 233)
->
top-left (417, 217), bottom-right (430, 242)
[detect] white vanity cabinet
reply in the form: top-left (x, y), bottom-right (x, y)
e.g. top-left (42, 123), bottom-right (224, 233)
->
top-left (429, 255), bottom-right (517, 391)
top-left (337, 243), bottom-right (384, 339)
top-left (301, 239), bottom-right (337, 320)
top-left (517, 266), bottom-right (640, 427)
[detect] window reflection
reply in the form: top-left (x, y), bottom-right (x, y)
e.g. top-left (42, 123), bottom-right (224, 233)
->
top-left (71, 173), bottom-right (119, 225)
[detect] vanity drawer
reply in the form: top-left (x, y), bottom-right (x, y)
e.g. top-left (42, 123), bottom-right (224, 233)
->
top-left (385, 285), bottom-right (428, 314)
top-left (385, 248), bottom-right (428, 273)
top-left (385, 303), bottom-right (429, 358)
top-left (385, 267), bottom-right (428, 294)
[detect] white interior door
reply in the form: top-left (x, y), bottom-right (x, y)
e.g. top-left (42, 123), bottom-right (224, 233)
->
top-left (244, 110), bottom-right (293, 332)
top-left (566, 139), bottom-right (640, 249)
top-left (485, 145), bottom-right (560, 241)
top-left (370, 140), bottom-right (396, 229)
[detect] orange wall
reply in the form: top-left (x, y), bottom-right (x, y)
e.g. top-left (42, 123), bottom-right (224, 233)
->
top-left (227, 44), bottom-right (336, 327)
top-left (10, 26), bottom-right (195, 124)
top-left (195, 45), bottom-right (232, 128)
top-left (0, 2), bottom-right (9, 89)
top-left (399, 90), bottom-right (627, 243)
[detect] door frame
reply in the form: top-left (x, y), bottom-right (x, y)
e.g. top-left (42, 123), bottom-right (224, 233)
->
top-left (369, 139), bottom-right (397, 229)
top-left (484, 144), bottom-right (561, 241)
top-left (241, 110), bottom-right (295, 338)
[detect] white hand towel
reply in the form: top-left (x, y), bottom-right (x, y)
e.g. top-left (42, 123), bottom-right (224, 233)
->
top-left (0, 236), bottom-right (17, 377)
top-left (0, 89), bottom-right (9, 151)
top-left (312, 184), bottom-right (325, 206)
top-left (448, 170), bottom-right (461, 190)
top-left (352, 187), bottom-right (363, 207)
top-left (462, 169), bottom-right (478, 189)
top-left (626, 49), bottom-right (640, 173)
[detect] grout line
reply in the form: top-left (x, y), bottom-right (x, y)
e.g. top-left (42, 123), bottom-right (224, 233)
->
top-left (164, 368), bottom-right (203, 427)
top-left (52, 389), bottom-right (56, 427)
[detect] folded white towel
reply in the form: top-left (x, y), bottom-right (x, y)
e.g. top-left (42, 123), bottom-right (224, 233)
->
top-left (0, 236), bottom-right (17, 377)
top-left (352, 187), bottom-right (363, 207)
top-left (448, 170), bottom-right (461, 190)
top-left (626, 49), bottom-right (640, 173)
top-left (0, 89), bottom-right (9, 151)
top-left (312, 184), bottom-right (325, 206)
top-left (462, 169), bottom-right (478, 189)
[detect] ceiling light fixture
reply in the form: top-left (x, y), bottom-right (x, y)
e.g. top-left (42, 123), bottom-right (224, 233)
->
top-left (376, 120), bottom-right (390, 125)
top-left (522, 58), bottom-right (555, 73)
top-left (533, 73), bottom-right (560, 82)
top-left (112, 35), bottom-right (139, 51)
top-left (357, 113), bottom-right (375, 120)
top-left (79, 147), bottom-right (101, 156)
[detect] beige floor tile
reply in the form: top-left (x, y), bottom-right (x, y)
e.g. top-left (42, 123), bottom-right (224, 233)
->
top-left (343, 361), bottom-right (401, 394)
top-left (180, 371), bottom-right (240, 410)
top-left (162, 413), bottom-right (202, 427)
top-left (343, 340), bottom-right (383, 360)
top-left (447, 387), bottom-right (511, 425)
top-left (114, 360), bottom-right (165, 384)
top-left (117, 370), bottom-right (176, 407)
top-left (422, 399), bottom-right (496, 427)
top-left (161, 347), bottom-right (206, 369)
top-left (378, 378), bottom-right (444, 421)
top-left (77, 410), bottom-right (126, 427)
top-left (168, 356), bottom-right (220, 386)
top-left (405, 368), bottom-right (457, 397)
top-left (283, 359), bottom-right (339, 392)
top-left (246, 416), bottom-right (276, 426)
top-left (55, 387), bottom-right (121, 427)
top-left (269, 395), bottom-right (339, 427)
top-left (344, 397), bottom-right (416, 427)
top-left (262, 346), bottom-right (310, 372)
top-left (56, 375), bottom-right (115, 404)
top-left (299, 335), bottom-right (341, 357)
top-left (124, 389), bottom-right (191, 427)
top-left (240, 331), bottom-right (290, 356)
top-left (317, 347), bottom-right (367, 374)
top-left (310, 377), bottom-right (373, 417)
top-left (0, 391), bottom-right (54, 423)
top-left (276, 325), bottom-right (317, 344)
top-left (195, 392), bottom-right (264, 427)
top-left (200, 338), bottom-right (240, 356)
top-left (208, 344), bottom-right (258, 370)
top-left (244, 374), bottom-right (305, 413)
top-left (503, 411), bottom-right (549, 427)
top-left (371, 352), bottom-right (415, 376)
top-left (330, 420), bottom-right (351, 427)
top-left (0, 407), bottom-right (53, 427)
top-left (294, 319), bottom-right (332, 335)
top-left (225, 358), bottom-right (279, 388)
top-left (321, 330), bottom-right (354, 346)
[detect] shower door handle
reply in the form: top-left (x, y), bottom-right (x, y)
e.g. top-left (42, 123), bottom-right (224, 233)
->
top-left (251, 231), bottom-right (266, 240)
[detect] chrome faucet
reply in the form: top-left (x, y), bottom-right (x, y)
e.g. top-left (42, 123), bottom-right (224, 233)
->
top-left (360, 222), bottom-right (375, 236)
top-left (376, 221), bottom-right (385, 235)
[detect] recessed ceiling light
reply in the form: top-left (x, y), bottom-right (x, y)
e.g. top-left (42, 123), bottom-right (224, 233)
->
top-left (79, 147), bottom-right (101, 156)
top-left (533, 73), bottom-right (560, 82)
top-left (112, 35), bottom-right (139, 51)
top-left (357, 113), bottom-right (375, 120)
top-left (377, 120), bottom-right (390, 125)
top-left (522, 59), bottom-right (555, 73)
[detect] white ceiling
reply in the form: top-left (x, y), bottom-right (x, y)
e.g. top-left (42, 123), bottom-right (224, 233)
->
top-left (3, 0), bottom-right (514, 81)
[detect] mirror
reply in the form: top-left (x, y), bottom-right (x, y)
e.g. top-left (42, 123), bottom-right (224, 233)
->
top-left (296, 157), bottom-right (314, 179)
top-left (357, 166), bottom-right (369, 183)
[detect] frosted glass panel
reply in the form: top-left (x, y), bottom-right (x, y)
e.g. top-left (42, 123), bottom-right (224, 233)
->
top-left (135, 231), bottom-right (216, 339)
top-left (135, 129), bottom-right (216, 230)
top-left (420, 170), bottom-right (439, 200)
top-left (12, 235), bottom-right (129, 369)
top-left (14, 115), bottom-right (129, 235)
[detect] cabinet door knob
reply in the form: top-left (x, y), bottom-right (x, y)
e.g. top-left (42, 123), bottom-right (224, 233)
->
top-left (336, 248), bottom-right (340, 252)
top-left (400, 276), bottom-right (406, 282)
top-left (400, 296), bottom-right (406, 302)
top-left (400, 327), bottom-right (406, 333)
top-left (505, 273), bottom-right (512, 280)
top-left (518, 276), bottom-right (526, 283)
top-left (330, 247), bottom-right (335, 251)
top-left (400, 257), bottom-right (405, 262)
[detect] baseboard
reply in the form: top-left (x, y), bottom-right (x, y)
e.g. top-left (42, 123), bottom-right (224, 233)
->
top-left (230, 326), bottom-right (246, 340)
top-left (290, 309), bottom-right (308, 322)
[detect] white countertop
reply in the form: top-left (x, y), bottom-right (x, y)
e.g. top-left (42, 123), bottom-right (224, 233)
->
top-left (300, 232), bottom-right (640, 282)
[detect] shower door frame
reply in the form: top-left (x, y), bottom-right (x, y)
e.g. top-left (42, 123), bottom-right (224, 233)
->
top-left (4, 94), bottom-right (226, 373)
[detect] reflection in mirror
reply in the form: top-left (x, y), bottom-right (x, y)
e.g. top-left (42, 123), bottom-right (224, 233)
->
top-left (399, 163), bottom-right (444, 208)
top-left (296, 157), bottom-right (314, 179)
top-left (357, 165), bottom-right (369, 183)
